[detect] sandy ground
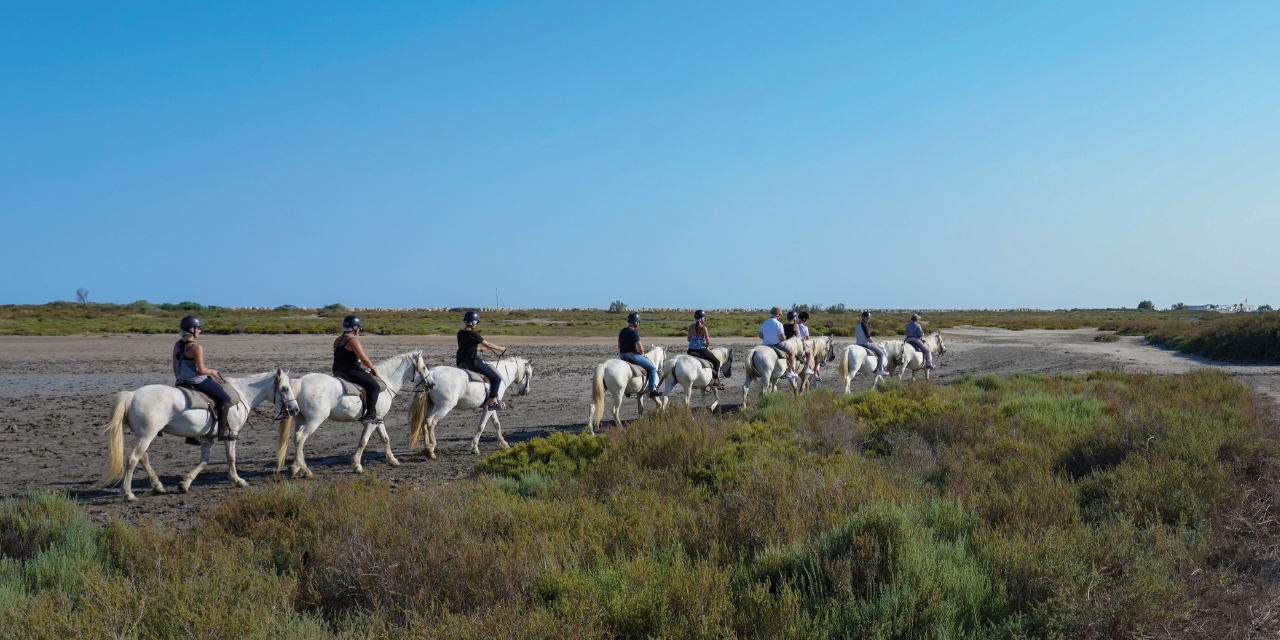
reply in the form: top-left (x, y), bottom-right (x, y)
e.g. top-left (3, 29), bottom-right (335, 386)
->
top-left (1, 328), bottom-right (1277, 527)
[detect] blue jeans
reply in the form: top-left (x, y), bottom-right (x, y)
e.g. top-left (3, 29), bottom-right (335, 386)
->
top-left (620, 353), bottom-right (658, 393)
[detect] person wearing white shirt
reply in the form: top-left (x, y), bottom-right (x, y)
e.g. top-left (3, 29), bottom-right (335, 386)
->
top-left (758, 306), bottom-right (799, 378)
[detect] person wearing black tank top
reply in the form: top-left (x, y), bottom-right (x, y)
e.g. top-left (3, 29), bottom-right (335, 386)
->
top-left (333, 315), bottom-right (381, 423)
top-left (457, 311), bottom-right (508, 411)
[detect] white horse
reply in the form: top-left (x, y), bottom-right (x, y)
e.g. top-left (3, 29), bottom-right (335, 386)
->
top-left (741, 337), bottom-right (806, 403)
top-left (798, 335), bottom-right (839, 392)
top-left (657, 347), bottom-right (733, 412)
top-left (882, 333), bottom-right (946, 381)
top-left (586, 347), bottom-right (667, 434)
top-left (95, 368), bottom-right (299, 501)
top-left (838, 344), bottom-right (888, 392)
top-left (277, 351), bottom-right (427, 477)
top-left (407, 356), bottom-right (534, 457)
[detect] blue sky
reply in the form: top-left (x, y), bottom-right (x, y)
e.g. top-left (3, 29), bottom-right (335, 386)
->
top-left (3, 2), bottom-right (1278, 309)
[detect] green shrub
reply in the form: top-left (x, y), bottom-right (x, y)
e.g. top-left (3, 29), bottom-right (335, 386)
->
top-left (476, 431), bottom-right (605, 478)
top-left (1094, 333), bottom-right (1120, 342)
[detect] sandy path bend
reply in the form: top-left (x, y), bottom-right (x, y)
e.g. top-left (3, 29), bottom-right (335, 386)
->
top-left (0, 328), bottom-right (1275, 526)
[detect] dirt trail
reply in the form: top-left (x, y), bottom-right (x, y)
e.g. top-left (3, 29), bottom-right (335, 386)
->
top-left (1, 328), bottom-right (1275, 526)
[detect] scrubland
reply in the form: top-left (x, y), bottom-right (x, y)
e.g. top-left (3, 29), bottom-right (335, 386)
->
top-left (3, 369), bottom-right (1276, 639)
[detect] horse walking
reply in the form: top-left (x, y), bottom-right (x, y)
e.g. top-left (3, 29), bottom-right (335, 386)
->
top-left (741, 337), bottom-right (806, 403)
top-left (408, 356), bottom-right (534, 457)
top-left (839, 344), bottom-right (889, 392)
top-left (658, 347), bottom-right (733, 412)
top-left (95, 368), bottom-right (299, 501)
top-left (586, 347), bottom-right (667, 433)
top-left (882, 334), bottom-right (946, 381)
top-left (797, 336), bottom-right (838, 392)
top-left (277, 351), bottom-right (426, 477)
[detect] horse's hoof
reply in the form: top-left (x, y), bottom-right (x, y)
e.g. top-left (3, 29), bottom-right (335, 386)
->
top-left (234, 479), bottom-right (249, 488)
top-left (178, 483), bottom-right (191, 494)
top-left (125, 494), bottom-right (138, 503)
top-left (427, 451), bottom-right (437, 460)
top-left (470, 447), bottom-right (480, 455)
top-left (152, 487), bottom-right (167, 495)
top-left (387, 457), bottom-right (401, 467)
top-left (353, 465), bottom-right (365, 474)
top-left (499, 441), bottom-right (511, 449)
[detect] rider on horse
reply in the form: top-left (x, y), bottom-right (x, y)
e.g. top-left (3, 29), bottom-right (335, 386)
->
top-left (856, 311), bottom-right (889, 379)
top-left (620, 312), bottom-right (663, 399)
top-left (687, 310), bottom-right (722, 388)
top-left (760, 307), bottom-right (799, 379)
top-left (334, 315), bottom-right (382, 424)
top-left (173, 315), bottom-right (234, 440)
top-left (797, 311), bottom-right (818, 376)
top-left (905, 313), bottom-right (934, 370)
top-left (458, 311), bottom-right (508, 412)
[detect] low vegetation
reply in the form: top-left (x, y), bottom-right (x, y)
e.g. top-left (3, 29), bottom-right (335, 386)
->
top-left (3, 370), bottom-right (1275, 638)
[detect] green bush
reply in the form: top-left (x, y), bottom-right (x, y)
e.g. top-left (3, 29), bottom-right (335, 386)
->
top-left (476, 431), bottom-right (605, 478)
top-left (1094, 333), bottom-right (1120, 342)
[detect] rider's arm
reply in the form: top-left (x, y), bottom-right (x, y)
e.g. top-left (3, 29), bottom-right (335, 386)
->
top-left (701, 324), bottom-right (711, 345)
top-left (480, 339), bottom-right (507, 353)
top-left (349, 338), bottom-right (378, 376)
top-left (191, 343), bottom-right (219, 378)
top-left (172, 346), bottom-right (180, 377)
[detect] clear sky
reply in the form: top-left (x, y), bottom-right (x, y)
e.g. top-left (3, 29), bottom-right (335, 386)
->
top-left (3, 2), bottom-right (1278, 310)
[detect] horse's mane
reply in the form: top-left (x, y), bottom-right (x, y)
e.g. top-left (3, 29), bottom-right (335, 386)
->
top-left (373, 350), bottom-right (419, 373)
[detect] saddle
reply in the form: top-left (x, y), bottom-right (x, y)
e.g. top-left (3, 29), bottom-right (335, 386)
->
top-left (463, 369), bottom-right (489, 384)
top-left (175, 381), bottom-right (241, 412)
top-left (768, 344), bottom-right (790, 358)
top-left (623, 362), bottom-right (650, 397)
top-left (333, 372), bottom-right (387, 397)
top-left (689, 356), bottom-right (716, 370)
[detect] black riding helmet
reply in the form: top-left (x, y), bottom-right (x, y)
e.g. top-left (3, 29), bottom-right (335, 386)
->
top-left (342, 315), bottom-right (362, 330)
top-left (627, 312), bottom-right (641, 324)
top-left (463, 310), bottom-right (480, 324)
top-left (798, 312), bottom-right (810, 322)
top-left (179, 315), bottom-right (203, 332)
top-left (861, 311), bottom-right (871, 319)
top-left (787, 311), bottom-right (798, 320)
top-left (693, 309), bottom-right (706, 320)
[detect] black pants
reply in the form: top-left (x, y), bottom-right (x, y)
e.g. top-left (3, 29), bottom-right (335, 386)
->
top-left (688, 348), bottom-right (721, 377)
top-left (187, 377), bottom-right (231, 409)
top-left (459, 359), bottom-right (502, 400)
top-left (335, 368), bottom-right (380, 419)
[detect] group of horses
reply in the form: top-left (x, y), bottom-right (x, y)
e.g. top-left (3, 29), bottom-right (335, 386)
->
top-left (586, 331), bottom-right (947, 432)
top-left (94, 332), bottom-right (943, 502)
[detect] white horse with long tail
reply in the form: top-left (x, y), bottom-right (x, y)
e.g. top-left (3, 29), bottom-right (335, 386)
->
top-left (407, 356), bottom-right (534, 457)
top-left (741, 337), bottom-right (805, 403)
top-left (657, 347), bottom-right (732, 412)
top-left (585, 346), bottom-right (667, 434)
top-left (95, 368), bottom-right (299, 501)
top-left (838, 344), bottom-right (889, 392)
top-left (277, 351), bottom-right (427, 477)
top-left (881, 333), bottom-right (946, 381)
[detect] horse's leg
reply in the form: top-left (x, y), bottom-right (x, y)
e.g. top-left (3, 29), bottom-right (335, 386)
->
top-left (226, 439), bottom-right (248, 488)
top-left (709, 386), bottom-right (720, 413)
top-left (179, 442), bottom-right (213, 493)
top-left (352, 420), bottom-right (378, 473)
top-left (612, 391), bottom-right (624, 427)
top-left (121, 433), bottom-right (157, 502)
top-left (291, 417), bottom-right (326, 478)
top-left (377, 421), bottom-right (400, 466)
top-left (493, 412), bottom-right (509, 449)
top-left (471, 411), bottom-right (494, 455)
top-left (424, 402), bottom-right (453, 459)
top-left (140, 452), bottom-right (166, 495)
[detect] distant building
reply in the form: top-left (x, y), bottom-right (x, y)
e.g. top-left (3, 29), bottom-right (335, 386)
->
top-left (1185, 302), bottom-right (1255, 313)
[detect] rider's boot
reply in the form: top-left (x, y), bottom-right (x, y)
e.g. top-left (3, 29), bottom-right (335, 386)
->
top-left (215, 405), bottom-right (235, 441)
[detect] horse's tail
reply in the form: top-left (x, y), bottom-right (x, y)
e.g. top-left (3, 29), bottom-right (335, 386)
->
top-left (95, 391), bottom-right (132, 489)
top-left (590, 363), bottom-right (607, 427)
top-left (408, 389), bottom-right (430, 450)
top-left (840, 347), bottom-right (850, 380)
top-left (275, 414), bottom-right (294, 472)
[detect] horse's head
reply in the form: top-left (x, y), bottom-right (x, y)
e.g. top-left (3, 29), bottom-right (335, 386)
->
top-left (823, 336), bottom-right (838, 363)
top-left (722, 347), bottom-right (733, 378)
top-left (936, 333), bottom-right (947, 355)
top-left (516, 358), bottom-right (533, 396)
top-left (412, 352), bottom-right (429, 388)
top-left (274, 367), bottom-right (300, 417)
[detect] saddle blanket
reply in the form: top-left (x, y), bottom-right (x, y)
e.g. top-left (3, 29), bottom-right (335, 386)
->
top-left (463, 369), bottom-right (488, 384)
top-left (177, 382), bottom-right (241, 412)
top-left (627, 362), bottom-right (648, 378)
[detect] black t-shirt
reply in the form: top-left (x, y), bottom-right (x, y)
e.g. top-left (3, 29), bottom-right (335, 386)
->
top-left (783, 323), bottom-right (797, 339)
top-left (456, 329), bottom-right (485, 365)
top-left (618, 327), bottom-right (641, 354)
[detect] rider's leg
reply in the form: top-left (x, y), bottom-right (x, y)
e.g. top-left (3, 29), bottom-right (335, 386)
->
top-left (193, 378), bottom-right (234, 440)
top-left (623, 353), bottom-right (660, 396)
top-left (689, 348), bottom-right (721, 384)
top-left (344, 369), bottom-right (381, 421)
top-left (868, 344), bottom-right (888, 375)
top-left (907, 338), bottom-right (933, 369)
top-left (469, 360), bottom-right (503, 409)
